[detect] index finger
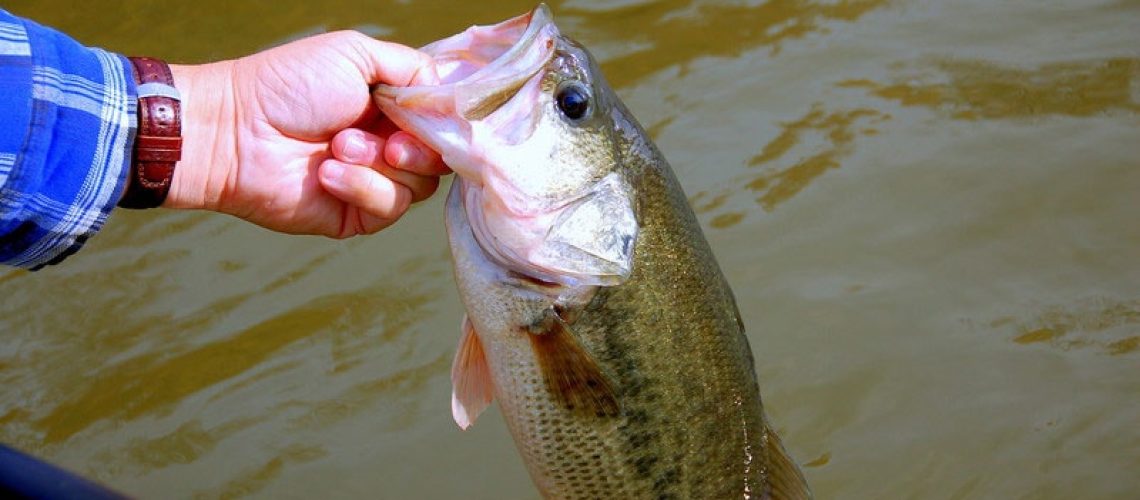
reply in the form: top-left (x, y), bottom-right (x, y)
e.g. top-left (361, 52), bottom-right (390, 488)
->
top-left (342, 32), bottom-right (440, 86)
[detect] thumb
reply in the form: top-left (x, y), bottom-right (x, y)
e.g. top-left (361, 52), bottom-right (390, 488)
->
top-left (337, 31), bottom-right (438, 87)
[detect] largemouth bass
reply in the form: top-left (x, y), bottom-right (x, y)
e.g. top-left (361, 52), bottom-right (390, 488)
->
top-left (374, 5), bottom-right (811, 498)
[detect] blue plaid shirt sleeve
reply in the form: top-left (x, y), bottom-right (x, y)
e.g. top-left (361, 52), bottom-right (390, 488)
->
top-left (0, 9), bottom-right (136, 270)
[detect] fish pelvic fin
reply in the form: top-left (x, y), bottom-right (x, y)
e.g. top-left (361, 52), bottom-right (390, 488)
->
top-left (527, 310), bottom-right (620, 418)
top-left (761, 422), bottom-right (813, 500)
top-left (451, 315), bottom-right (494, 430)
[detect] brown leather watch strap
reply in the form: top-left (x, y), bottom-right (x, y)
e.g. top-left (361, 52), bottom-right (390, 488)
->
top-left (119, 56), bottom-right (182, 209)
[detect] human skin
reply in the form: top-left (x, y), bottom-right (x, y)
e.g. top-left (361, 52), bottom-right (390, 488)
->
top-left (163, 30), bottom-right (449, 238)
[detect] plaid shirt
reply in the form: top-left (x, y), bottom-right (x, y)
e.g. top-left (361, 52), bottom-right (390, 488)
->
top-left (0, 9), bottom-right (135, 270)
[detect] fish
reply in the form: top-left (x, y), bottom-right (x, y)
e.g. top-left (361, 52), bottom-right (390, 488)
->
top-left (373, 5), bottom-right (812, 499)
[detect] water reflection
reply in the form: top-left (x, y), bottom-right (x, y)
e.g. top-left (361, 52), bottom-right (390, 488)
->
top-left (803, 451), bottom-right (831, 468)
top-left (839, 58), bottom-right (1140, 119)
top-left (113, 418), bottom-right (260, 471)
top-left (34, 291), bottom-right (344, 443)
top-left (688, 104), bottom-right (888, 227)
top-left (14, 255), bottom-right (444, 447)
top-left (689, 55), bottom-right (1139, 230)
top-left (993, 296), bottom-right (1140, 355)
top-left (746, 105), bottom-right (889, 211)
top-left (567, 0), bottom-right (890, 87)
top-left (208, 444), bottom-right (329, 499)
top-left (285, 353), bottom-right (449, 432)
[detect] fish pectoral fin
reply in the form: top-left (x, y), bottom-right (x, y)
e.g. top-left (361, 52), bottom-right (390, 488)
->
top-left (451, 315), bottom-right (494, 430)
top-left (528, 311), bottom-right (619, 417)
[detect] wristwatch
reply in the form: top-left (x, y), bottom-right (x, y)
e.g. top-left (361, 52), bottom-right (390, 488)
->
top-left (119, 56), bottom-right (182, 209)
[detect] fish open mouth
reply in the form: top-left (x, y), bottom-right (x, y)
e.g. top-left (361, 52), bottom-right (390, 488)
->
top-left (373, 5), bottom-right (558, 174)
top-left (430, 5), bottom-right (556, 121)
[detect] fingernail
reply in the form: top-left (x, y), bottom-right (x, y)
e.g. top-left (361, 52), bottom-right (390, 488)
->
top-left (343, 133), bottom-right (367, 162)
top-left (393, 146), bottom-right (410, 168)
top-left (397, 141), bottom-right (428, 169)
top-left (322, 163), bottom-right (346, 188)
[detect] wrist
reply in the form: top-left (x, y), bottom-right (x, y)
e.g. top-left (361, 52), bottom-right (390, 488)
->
top-left (166, 61), bottom-right (238, 211)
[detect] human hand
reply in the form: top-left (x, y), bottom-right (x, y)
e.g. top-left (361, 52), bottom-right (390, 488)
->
top-left (166, 31), bottom-right (448, 237)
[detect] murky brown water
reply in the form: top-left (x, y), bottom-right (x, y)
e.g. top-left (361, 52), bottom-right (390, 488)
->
top-left (3, 1), bottom-right (1138, 498)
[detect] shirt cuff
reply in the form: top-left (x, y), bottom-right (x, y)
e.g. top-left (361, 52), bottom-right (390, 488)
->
top-left (0, 10), bottom-right (136, 270)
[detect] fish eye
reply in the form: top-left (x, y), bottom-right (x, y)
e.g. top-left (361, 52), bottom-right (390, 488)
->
top-left (555, 82), bottom-right (591, 121)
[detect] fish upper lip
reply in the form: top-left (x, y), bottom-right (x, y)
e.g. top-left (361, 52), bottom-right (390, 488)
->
top-left (373, 4), bottom-right (557, 101)
top-left (459, 4), bottom-right (555, 90)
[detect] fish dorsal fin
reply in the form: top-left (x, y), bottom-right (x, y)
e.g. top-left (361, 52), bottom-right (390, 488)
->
top-left (451, 315), bottom-right (494, 430)
top-left (528, 310), bottom-right (619, 417)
